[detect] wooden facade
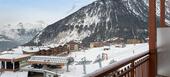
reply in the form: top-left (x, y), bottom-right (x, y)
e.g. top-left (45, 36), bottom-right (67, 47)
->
top-left (112, 38), bottom-right (124, 44)
top-left (126, 39), bottom-right (143, 44)
top-left (35, 45), bottom-right (69, 56)
top-left (23, 51), bottom-right (39, 55)
top-left (66, 41), bottom-right (80, 51)
top-left (90, 42), bottom-right (104, 48)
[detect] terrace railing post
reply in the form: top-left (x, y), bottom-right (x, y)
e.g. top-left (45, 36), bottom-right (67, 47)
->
top-left (149, 0), bottom-right (157, 77)
top-left (131, 61), bottom-right (135, 77)
top-left (84, 51), bottom-right (149, 77)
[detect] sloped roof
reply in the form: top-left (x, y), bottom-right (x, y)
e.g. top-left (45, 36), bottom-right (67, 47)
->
top-left (0, 54), bottom-right (31, 61)
top-left (28, 56), bottom-right (68, 65)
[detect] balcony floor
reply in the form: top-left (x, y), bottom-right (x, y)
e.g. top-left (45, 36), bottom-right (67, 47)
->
top-left (157, 75), bottom-right (169, 77)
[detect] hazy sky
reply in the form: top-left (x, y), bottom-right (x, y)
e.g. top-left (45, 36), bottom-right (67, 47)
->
top-left (0, 0), bottom-right (96, 25)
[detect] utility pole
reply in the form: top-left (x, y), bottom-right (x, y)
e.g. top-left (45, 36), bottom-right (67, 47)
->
top-left (66, 63), bottom-right (69, 72)
top-left (66, 58), bottom-right (70, 72)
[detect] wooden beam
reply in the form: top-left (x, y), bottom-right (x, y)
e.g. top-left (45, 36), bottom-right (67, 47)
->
top-left (160, 0), bottom-right (166, 27)
top-left (148, 0), bottom-right (157, 77)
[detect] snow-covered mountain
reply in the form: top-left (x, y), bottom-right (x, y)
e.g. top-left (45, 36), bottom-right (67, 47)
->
top-left (0, 35), bottom-right (20, 51)
top-left (0, 21), bottom-right (47, 51)
top-left (27, 0), bottom-right (169, 46)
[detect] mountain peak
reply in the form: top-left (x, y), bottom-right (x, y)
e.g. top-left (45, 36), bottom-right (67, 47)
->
top-left (26, 0), bottom-right (149, 46)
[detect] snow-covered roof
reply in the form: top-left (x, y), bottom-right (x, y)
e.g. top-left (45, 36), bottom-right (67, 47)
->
top-left (28, 56), bottom-right (68, 65)
top-left (22, 47), bottom-right (40, 53)
top-left (21, 46), bottom-right (50, 53)
top-left (1, 51), bottom-right (16, 54)
top-left (0, 54), bottom-right (31, 61)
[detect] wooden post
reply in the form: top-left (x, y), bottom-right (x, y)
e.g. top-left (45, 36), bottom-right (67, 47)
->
top-left (149, 0), bottom-right (157, 77)
top-left (12, 62), bottom-right (15, 71)
top-left (4, 61), bottom-right (7, 69)
top-left (131, 61), bottom-right (135, 77)
top-left (160, 0), bottom-right (166, 27)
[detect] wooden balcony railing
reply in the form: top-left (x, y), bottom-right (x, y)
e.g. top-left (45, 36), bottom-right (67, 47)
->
top-left (85, 51), bottom-right (149, 77)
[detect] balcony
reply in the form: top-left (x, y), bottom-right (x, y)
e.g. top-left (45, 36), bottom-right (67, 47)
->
top-left (84, 0), bottom-right (167, 77)
top-left (85, 51), bottom-right (149, 77)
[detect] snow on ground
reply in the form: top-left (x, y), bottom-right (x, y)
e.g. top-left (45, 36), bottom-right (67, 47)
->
top-left (60, 43), bottom-right (148, 77)
top-left (0, 71), bottom-right (28, 77)
top-left (0, 43), bottom-right (148, 77)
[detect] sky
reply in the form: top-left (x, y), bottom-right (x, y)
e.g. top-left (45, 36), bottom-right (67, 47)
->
top-left (0, 0), bottom-right (96, 25)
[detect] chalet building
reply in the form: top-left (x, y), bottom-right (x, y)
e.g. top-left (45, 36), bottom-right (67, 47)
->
top-left (23, 45), bottom-right (69, 56)
top-left (50, 45), bottom-right (69, 55)
top-left (24, 56), bottom-right (68, 77)
top-left (114, 43), bottom-right (126, 48)
top-left (66, 41), bottom-right (79, 51)
top-left (0, 54), bottom-right (31, 71)
top-left (103, 41), bottom-right (112, 46)
top-left (22, 46), bottom-right (42, 55)
top-left (37, 50), bottom-right (50, 56)
top-left (112, 38), bottom-right (125, 44)
top-left (28, 56), bottom-right (68, 68)
top-left (23, 50), bottom-right (39, 55)
top-left (46, 46), bottom-right (65, 55)
top-left (90, 42), bottom-right (104, 48)
top-left (126, 39), bottom-right (143, 44)
top-left (36, 49), bottom-right (55, 56)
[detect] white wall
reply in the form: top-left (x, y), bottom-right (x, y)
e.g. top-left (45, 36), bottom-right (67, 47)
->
top-left (0, 61), bottom-right (1, 69)
top-left (157, 27), bottom-right (170, 76)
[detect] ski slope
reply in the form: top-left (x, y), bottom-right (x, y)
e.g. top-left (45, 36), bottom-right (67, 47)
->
top-left (60, 43), bottom-right (148, 77)
top-left (0, 43), bottom-right (148, 77)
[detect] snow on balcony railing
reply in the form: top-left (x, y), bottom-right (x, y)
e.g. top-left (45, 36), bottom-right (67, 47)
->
top-left (85, 51), bottom-right (149, 77)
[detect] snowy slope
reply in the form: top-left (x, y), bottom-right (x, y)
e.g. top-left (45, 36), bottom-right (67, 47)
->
top-left (28, 0), bottom-right (148, 46)
top-left (27, 0), bottom-right (170, 46)
top-left (59, 43), bottom-right (148, 77)
top-left (0, 71), bottom-right (28, 77)
top-left (0, 22), bottom-right (46, 43)
top-left (0, 43), bottom-right (148, 77)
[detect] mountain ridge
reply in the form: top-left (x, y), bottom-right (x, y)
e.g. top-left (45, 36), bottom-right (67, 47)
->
top-left (0, 22), bottom-right (47, 50)
top-left (27, 0), bottom-right (168, 46)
